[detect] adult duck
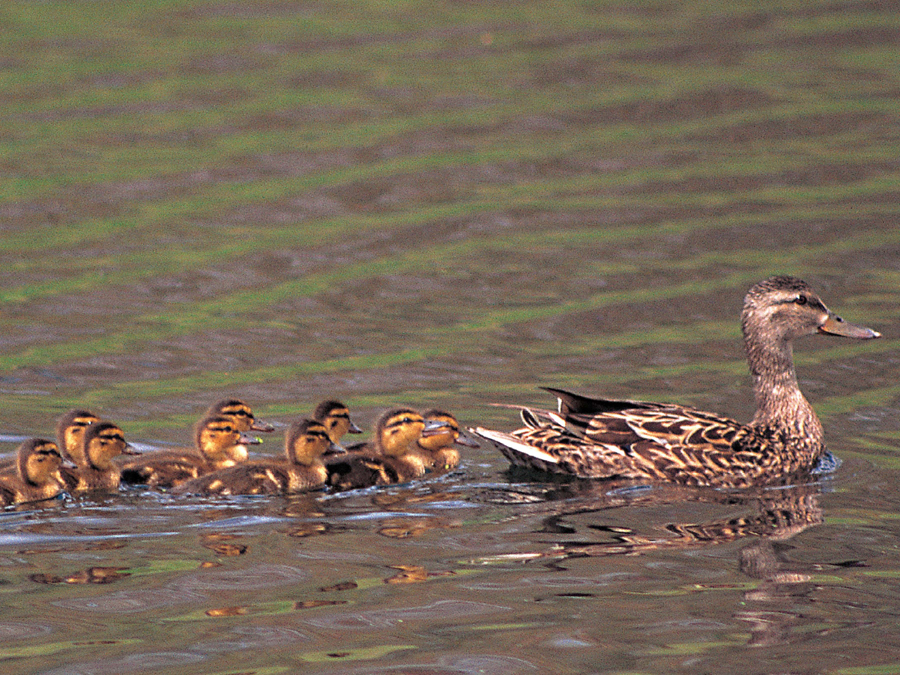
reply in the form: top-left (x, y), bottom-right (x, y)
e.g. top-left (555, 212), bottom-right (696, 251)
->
top-left (173, 419), bottom-right (337, 496)
top-left (472, 276), bottom-right (880, 488)
top-left (120, 414), bottom-right (261, 489)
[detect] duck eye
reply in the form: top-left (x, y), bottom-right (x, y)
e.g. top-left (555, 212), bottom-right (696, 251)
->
top-left (794, 295), bottom-right (808, 306)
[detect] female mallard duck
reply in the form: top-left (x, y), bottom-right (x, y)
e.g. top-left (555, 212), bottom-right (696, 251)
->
top-left (120, 414), bottom-right (261, 489)
top-left (206, 398), bottom-right (275, 433)
top-left (313, 399), bottom-right (363, 452)
top-left (0, 439), bottom-right (65, 506)
top-left (415, 409), bottom-right (479, 471)
top-left (56, 409), bottom-right (101, 464)
top-left (59, 422), bottom-right (136, 492)
top-left (173, 419), bottom-right (337, 496)
top-left (326, 408), bottom-right (433, 490)
top-left (472, 276), bottom-right (880, 488)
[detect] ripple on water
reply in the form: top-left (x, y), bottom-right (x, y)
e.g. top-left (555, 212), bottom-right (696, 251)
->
top-left (42, 651), bottom-right (207, 675)
top-left (169, 563), bottom-right (308, 592)
top-left (338, 654), bottom-right (538, 674)
top-left (52, 588), bottom-right (205, 613)
top-left (196, 625), bottom-right (312, 653)
top-left (0, 621), bottom-right (54, 641)
top-left (304, 600), bottom-right (509, 630)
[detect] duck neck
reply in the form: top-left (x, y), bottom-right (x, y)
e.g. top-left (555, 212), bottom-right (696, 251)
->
top-left (745, 333), bottom-right (824, 449)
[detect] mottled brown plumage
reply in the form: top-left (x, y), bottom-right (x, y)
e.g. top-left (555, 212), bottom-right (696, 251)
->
top-left (206, 398), bottom-right (275, 433)
top-left (55, 409), bottom-right (101, 464)
top-left (473, 276), bottom-right (880, 488)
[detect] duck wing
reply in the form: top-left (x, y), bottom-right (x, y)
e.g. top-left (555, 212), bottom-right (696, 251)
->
top-left (474, 402), bottom-right (768, 487)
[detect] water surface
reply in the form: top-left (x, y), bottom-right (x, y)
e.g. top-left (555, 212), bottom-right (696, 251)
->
top-left (1, 1), bottom-right (899, 673)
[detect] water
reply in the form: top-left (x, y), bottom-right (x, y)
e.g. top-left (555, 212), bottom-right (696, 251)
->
top-left (1, 1), bottom-right (899, 673)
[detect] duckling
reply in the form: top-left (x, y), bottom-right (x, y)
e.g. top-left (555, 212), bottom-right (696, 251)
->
top-left (206, 398), bottom-right (275, 433)
top-left (313, 399), bottom-right (362, 453)
top-left (415, 409), bottom-right (480, 471)
top-left (472, 276), bottom-right (881, 488)
top-left (59, 422), bottom-right (136, 492)
top-left (119, 415), bottom-right (261, 489)
top-left (0, 439), bottom-right (65, 506)
top-left (326, 407), bottom-right (433, 490)
top-left (56, 409), bottom-right (101, 464)
top-left (173, 419), bottom-right (337, 496)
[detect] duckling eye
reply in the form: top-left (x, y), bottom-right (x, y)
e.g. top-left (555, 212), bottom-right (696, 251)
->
top-left (794, 295), bottom-right (808, 306)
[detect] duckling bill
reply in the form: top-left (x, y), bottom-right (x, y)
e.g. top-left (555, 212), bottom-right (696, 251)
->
top-left (473, 276), bottom-right (880, 488)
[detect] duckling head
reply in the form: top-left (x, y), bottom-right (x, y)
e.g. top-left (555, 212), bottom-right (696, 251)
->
top-left (285, 419), bottom-right (337, 466)
top-left (55, 409), bottom-right (101, 464)
top-left (375, 408), bottom-right (426, 458)
top-left (313, 399), bottom-right (363, 445)
top-left (81, 422), bottom-right (134, 471)
top-left (195, 414), bottom-right (262, 467)
top-left (19, 439), bottom-right (63, 487)
top-left (418, 409), bottom-right (480, 451)
top-left (206, 398), bottom-right (275, 433)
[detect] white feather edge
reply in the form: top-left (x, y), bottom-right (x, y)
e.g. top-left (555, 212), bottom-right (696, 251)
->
top-left (469, 427), bottom-right (560, 464)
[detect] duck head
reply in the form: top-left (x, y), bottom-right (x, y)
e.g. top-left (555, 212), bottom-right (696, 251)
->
top-left (418, 409), bottom-right (480, 451)
top-left (56, 409), bottom-right (101, 464)
top-left (375, 408), bottom-right (427, 458)
top-left (285, 418), bottom-right (338, 465)
top-left (81, 422), bottom-right (136, 471)
top-left (19, 439), bottom-right (63, 487)
top-left (206, 398), bottom-right (275, 433)
top-left (195, 414), bottom-right (262, 467)
top-left (313, 399), bottom-right (363, 446)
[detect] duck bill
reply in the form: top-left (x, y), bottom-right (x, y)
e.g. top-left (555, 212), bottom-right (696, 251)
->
top-left (348, 422), bottom-right (363, 434)
top-left (421, 420), bottom-right (450, 437)
top-left (323, 442), bottom-right (347, 456)
top-left (238, 432), bottom-right (263, 446)
top-left (818, 313), bottom-right (881, 340)
top-left (250, 419), bottom-right (275, 433)
top-left (121, 442), bottom-right (141, 456)
top-left (455, 433), bottom-right (481, 448)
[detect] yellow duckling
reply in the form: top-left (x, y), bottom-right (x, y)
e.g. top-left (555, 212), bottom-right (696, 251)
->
top-left (326, 407), bottom-right (434, 490)
top-left (56, 409), bottom-right (101, 464)
top-left (206, 398), bottom-right (275, 433)
top-left (59, 422), bottom-right (136, 492)
top-left (120, 415), bottom-right (261, 489)
top-left (415, 408), bottom-right (480, 471)
top-left (173, 419), bottom-right (337, 496)
top-left (0, 439), bottom-right (65, 506)
top-left (313, 399), bottom-right (363, 452)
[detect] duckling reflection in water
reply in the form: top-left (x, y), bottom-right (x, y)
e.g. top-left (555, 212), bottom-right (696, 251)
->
top-left (313, 399), bottom-right (363, 452)
top-left (0, 439), bottom-right (65, 506)
top-left (473, 276), bottom-right (880, 488)
top-left (120, 414), bottom-right (261, 489)
top-left (414, 409), bottom-right (479, 472)
top-left (59, 422), bottom-right (137, 492)
top-left (173, 419), bottom-right (337, 496)
top-left (326, 408), bottom-right (439, 490)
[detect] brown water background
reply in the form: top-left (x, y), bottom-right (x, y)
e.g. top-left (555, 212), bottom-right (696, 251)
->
top-left (1, 1), bottom-right (899, 673)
